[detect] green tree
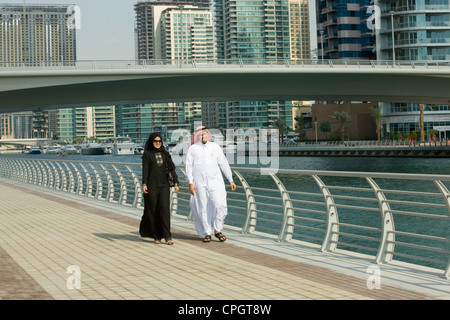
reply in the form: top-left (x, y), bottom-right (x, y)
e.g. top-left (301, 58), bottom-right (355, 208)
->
top-left (369, 106), bottom-right (382, 142)
top-left (294, 115), bottom-right (305, 139)
top-left (319, 121), bottom-right (331, 140)
top-left (429, 129), bottom-right (438, 141)
top-left (330, 111), bottom-right (351, 142)
top-left (273, 117), bottom-right (288, 144)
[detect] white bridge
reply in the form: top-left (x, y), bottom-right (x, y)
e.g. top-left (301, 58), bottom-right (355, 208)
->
top-left (0, 59), bottom-right (449, 112)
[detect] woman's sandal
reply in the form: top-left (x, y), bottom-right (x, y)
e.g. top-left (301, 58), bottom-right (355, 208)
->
top-left (214, 232), bottom-right (227, 242)
top-left (167, 240), bottom-right (174, 245)
top-left (203, 235), bottom-right (211, 242)
top-left (154, 239), bottom-right (162, 244)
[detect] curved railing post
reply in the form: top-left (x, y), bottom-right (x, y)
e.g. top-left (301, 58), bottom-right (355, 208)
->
top-left (79, 163), bottom-right (92, 197)
top-left (113, 165), bottom-right (127, 205)
top-left (55, 162), bottom-right (67, 191)
top-left (126, 165), bottom-right (141, 208)
top-left (233, 170), bottom-right (257, 234)
top-left (41, 160), bottom-right (50, 187)
top-left (49, 161), bottom-right (60, 190)
top-left (30, 160), bottom-right (40, 185)
top-left (313, 175), bottom-right (339, 252)
top-left (433, 180), bottom-right (450, 279)
top-left (63, 162), bottom-right (75, 193)
top-left (100, 164), bottom-right (115, 203)
top-left (73, 163), bottom-right (84, 195)
top-left (270, 173), bottom-right (294, 242)
top-left (366, 177), bottom-right (395, 264)
top-left (89, 163), bottom-right (103, 200)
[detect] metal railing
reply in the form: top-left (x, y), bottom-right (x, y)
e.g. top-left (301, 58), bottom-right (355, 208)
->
top-left (1, 59), bottom-right (449, 71)
top-left (0, 157), bottom-right (449, 279)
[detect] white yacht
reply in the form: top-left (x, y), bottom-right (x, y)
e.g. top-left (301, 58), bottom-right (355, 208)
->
top-left (29, 145), bottom-right (42, 154)
top-left (112, 136), bottom-right (135, 156)
top-left (43, 145), bottom-right (61, 155)
top-left (62, 145), bottom-right (78, 155)
top-left (81, 142), bottom-right (105, 155)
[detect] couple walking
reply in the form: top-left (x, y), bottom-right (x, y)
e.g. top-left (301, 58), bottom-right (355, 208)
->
top-left (139, 127), bottom-right (236, 244)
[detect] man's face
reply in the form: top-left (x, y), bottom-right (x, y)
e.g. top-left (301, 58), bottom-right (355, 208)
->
top-left (201, 130), bottom-right (208, 144)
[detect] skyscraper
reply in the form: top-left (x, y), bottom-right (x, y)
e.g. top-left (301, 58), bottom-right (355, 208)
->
top-left (205, 0), bottom-right (293, 131)
top-left (134, 0), bottom-right (210, 61)
top-left (289, 0), bottom-right (311, 60)
top-left (316, 0), bottom-right (375, 60)
top-left (376, 0), bottom-right (450, 140)
top-left (376, 0), bottom-right (450, 62)
top-left (0, 3), bottom-right (77, 66)
top-left (214, 0), bottom-right (291, 61)
top-left (160, 6), bottom-right (214, 62)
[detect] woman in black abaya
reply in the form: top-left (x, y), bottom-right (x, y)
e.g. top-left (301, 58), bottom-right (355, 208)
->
top-left (139, 132), bottom-right (179, 244)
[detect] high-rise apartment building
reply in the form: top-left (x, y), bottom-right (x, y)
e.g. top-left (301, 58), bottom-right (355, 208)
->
top-left (203, 0), bottom-right (293, 131)
top-left (316, 0), bottom-right (375, 60)
top-left (0, 3), bottom-right (77, 66)
top-left (115, 103), bottom-right (202, 141)
top-left (214, 0), bottom-right (291, 61)
top-left (289, 0), bottom-right (311, 60)
top-left (375, 0), bottom-right (450, 140)
top-left (376, 0), bottom-right (450, 62)
top-left (134, 0), bottom-right (210, 61)
top-left (160, 6), bottom-right (214, 62)
top-left (59, 106), bottom-right (116, 142)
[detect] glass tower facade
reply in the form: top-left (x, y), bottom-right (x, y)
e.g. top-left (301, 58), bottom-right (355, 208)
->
top-left (214, 0), bottom-right (291, 61)
top-left (317, 0), bottom-right (375, 60)
top-left (208, 0), bottom-right (293, 131)
top-left (376, 0), bottom-right (450, 140)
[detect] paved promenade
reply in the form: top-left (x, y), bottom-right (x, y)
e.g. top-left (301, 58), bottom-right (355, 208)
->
top-left (0, 178), bottom-right (448, 301)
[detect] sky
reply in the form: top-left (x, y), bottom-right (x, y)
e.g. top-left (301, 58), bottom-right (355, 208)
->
top-left (6, 0), bottom-right (317, 61)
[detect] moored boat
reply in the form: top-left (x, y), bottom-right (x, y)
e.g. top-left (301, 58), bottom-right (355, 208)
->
top-left (112, 136), bottom-right (135, 156)
top-left (81, 142), bottom-right (105, 155)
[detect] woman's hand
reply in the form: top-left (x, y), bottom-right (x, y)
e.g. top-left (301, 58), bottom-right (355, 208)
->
top-left (142, 185), bottom-right (148, 194)
top-left (174, 185), bottom-right (180, 193)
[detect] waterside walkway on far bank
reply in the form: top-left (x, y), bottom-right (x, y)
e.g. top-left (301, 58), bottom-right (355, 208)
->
top-left (0, 178), bottom-right (449, 301)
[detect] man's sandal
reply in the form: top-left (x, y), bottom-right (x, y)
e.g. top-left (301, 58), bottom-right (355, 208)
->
top-left (203, 235), bottom-right (211, 242)
top-left (214, 232), bottom-right (227, 242)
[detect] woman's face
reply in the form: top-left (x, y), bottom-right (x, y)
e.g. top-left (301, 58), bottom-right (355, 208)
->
top-left (153, 137), bottom-right (162, 149)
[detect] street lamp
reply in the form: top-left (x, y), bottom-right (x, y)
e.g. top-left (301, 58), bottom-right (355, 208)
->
top-left (178, 5), bottom-right (185, 64)
top-left (390, 11), bottom-right (395, 65)
top-left (319, 30), bottom-right (324, 64)
top-left (314, 112), bottom-right (318, 143)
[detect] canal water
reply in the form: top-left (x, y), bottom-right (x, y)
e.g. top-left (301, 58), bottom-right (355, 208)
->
top-left (2, 152), bottom-right (449, 270)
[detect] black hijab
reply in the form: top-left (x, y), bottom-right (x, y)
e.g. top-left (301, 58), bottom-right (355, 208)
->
top-left (144, 132), bottom-right (176, 170)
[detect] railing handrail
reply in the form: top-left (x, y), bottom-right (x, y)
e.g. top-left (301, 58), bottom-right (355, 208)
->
top-left (1, 58), bottom-right (449, 72)
top-left (0, 157), bottom-right (449, 279)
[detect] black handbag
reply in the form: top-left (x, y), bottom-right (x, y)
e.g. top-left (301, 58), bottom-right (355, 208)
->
top-left (165, 164), bottom-right (175, 187)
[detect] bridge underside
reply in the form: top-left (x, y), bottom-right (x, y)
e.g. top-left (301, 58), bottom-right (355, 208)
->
top-left (0, 68), bottom-right (449, 112)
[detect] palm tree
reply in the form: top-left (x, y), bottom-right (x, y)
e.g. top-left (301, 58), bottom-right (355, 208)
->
top-left (273, 117), bottom-right (288, 144)
top-left (419, 104), bottom-right (425, 142)
top-left (369, 106), bottom-right (382, 142)
top-left (330, 111), bottom-right (351, 142)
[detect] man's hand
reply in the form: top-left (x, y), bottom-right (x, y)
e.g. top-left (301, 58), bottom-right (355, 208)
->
top-left (230, 181), bottom-right (236, 192)
top-left (189, 184), bottom-right (197, 195)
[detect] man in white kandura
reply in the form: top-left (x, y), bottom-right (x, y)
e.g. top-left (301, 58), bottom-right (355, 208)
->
top-left (185, 126), bottom-right (236, 242)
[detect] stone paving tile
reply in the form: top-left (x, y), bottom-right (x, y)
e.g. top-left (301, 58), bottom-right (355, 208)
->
top-left (0, 181), bottom-right (439, 300)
